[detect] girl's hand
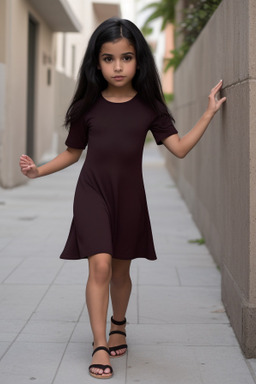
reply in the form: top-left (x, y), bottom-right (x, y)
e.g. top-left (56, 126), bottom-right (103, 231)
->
top-left (207, 80), bottom-right (227, 115)
top-left (19, 155), bottom-right (39, 179)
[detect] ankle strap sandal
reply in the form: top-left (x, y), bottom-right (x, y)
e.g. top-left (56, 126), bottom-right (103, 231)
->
top-left (89, 346), bottom-right (113, 379)
top-left (110, 316), bottom-right (126, 326)
top-left (108, 316), bottom-right (128, 358)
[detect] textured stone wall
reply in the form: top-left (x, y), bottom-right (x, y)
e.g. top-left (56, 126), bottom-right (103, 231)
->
top-left (164, 0), bottom-right (256, 357)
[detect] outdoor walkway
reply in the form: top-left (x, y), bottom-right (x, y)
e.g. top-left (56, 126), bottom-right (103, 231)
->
top-left (0, 143), bottom-right (256, 384)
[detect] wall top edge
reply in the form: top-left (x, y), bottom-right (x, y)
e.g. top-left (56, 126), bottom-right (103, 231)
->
top-left (28, 0), bottom-right (82, 32)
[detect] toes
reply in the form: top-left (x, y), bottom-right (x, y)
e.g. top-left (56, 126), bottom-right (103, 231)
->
top-left (110, 347), bottom-right (127, 356)
top-left (90, 367), bottom-right (111, 376)
top-left (90, 368), bottom-right (103, 375)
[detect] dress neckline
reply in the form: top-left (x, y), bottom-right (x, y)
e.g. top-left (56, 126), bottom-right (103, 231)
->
top-left (100, 93), bottom-right (138, 104)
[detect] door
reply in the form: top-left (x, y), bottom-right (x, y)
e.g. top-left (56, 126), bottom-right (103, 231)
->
top-left (26, 17), bottom-right (37, 159)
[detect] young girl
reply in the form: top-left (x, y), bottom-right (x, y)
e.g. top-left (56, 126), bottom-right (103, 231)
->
top-left (20, 18), bottom-right (226, 380)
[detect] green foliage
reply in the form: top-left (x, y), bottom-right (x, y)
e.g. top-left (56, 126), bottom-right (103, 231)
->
top-left (164, 93), bottom-right (174, 103)
top-left (168, 0), bottom-right (222, 69)
top-left (141, 0), bottom-right (178, 32)
top-left (141, 25), bottom-right (153, 37)
top-left (141, 0), bottom-right (222, 70)
top-left (145, 131), bottom-right (154, 144)
top-left (165, 44), bottom-right (189, 71)
top-left (181, 0), bottom-right (222, 47)
top-left (188, 238), bottom-right (206, 245)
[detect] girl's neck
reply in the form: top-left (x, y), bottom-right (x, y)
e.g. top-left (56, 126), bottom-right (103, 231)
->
top-left (102, 86), bottom-right (137, 103)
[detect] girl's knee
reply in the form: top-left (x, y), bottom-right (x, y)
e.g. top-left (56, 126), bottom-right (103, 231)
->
top-left (111, 269), bottom-right (131, 287)
top-left (111, 260), bottom-right (131, 286)
top-left (89, 253), bottom-right (112, 284)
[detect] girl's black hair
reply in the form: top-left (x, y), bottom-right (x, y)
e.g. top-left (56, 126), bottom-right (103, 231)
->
top-left (65, 17), bottom-right (174, 127)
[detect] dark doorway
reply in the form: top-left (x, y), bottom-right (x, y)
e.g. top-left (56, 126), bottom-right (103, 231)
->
top-left (26, 17), bottom-right (37, 159)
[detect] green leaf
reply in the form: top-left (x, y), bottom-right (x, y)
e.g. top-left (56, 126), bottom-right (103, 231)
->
top-left (141, 0), bottom-right (178, 31)
top-left (188, 238), bottom-right (206, 245)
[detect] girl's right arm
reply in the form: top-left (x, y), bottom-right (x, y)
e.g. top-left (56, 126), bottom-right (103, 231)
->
top-left (19, 147), bottom-right (83, 179)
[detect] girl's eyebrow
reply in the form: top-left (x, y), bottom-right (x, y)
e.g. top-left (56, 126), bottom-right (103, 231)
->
top-left (101, 52), bottom-right (135, 57)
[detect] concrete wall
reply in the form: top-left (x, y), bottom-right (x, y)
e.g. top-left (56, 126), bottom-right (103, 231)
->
top-left (164, 0), bottom-right (256, 357)
top-left (0, 0), bottom-right (6, 178)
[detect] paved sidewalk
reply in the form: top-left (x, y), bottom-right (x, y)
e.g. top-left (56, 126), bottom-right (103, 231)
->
top-left (0, 143), bottom-right (256, 384)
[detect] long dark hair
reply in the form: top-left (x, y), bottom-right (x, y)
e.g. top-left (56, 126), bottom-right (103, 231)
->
top-left (65, 18), bottom-right (174, 127)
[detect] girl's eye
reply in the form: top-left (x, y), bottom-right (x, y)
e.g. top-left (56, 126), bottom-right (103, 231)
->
top-left (123, 56), bottom-right (132, 62)
top-left (103, 57), bottom-right (112, 63)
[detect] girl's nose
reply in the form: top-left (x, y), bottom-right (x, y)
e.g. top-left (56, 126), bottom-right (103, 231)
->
top-left (114, 60), bottom-right (122, 72)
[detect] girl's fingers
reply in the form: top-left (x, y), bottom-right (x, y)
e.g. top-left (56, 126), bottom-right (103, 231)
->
top-left (20, 159), bottom-right (29, 166)
top-left (210, 81), bottom-right (225, 100)
top-left (19, 154), bottom-right (38, 178)
top-left (207, 80), bottom-right (226, 113)
top-left (20, 155), bottom-right (34, 167)
top-left (20, 155), bottom-right (31, 161)
top-left (20, 154), bottom-right (33, 162)
top-left (218, 96), bottom-right (227, 105)
top-left (211, 80), bottom-right (223, 94)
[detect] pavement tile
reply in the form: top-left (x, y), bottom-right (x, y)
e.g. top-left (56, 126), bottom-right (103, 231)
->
top-left (127, 345), bottom-right (202, 384)
top-left (138, 285), bottom-right (227, 324)
top-left (0, 342), bottom-right (66, 384)
top-left (0, 258), bottom-right (25, 283)
top-left (137, 259), bottom-right (180, 286)
top-left (16, 320), bottom-right (76, 343)
top-left (176, 265), bottom-right (221, 287)
top-left (0, 343), bottom-right (10, 360)
top-left (30, 285), bottom-right (85, 322)
top-left (127, 323), bottom-right (238, 347)
top-left (69, 322), bottom-right (93, 344)
top-left (157, 253), bottom-right (216, 267)
top-left (0, 285), bottom-right (48, 320)
top-left (153, 233), bottom-right (211, 255)
top-left (194, 346), bottom-right (255, 384)
top-left (127, 345), bottom-right (255, 384)
top-left (0, 319), bottom-right (26, 342)
top-left (53, 260), bottom-right (88, 285)
top-left (3, 257), bottom-right (64, 285)
top-left (75, 306), bottom-right (90, 324)
top-left (247, 359), bottom-right (256, 380)
top-left (0, 238), bottom-right (12, 252)
top-left (186, 323), bottom-right (237, 346)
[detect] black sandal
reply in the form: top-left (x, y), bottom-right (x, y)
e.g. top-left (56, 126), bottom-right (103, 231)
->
top-left (108, 316), bottom-right (128, 358)
top-left (89, 346), bottom-right (113, 379)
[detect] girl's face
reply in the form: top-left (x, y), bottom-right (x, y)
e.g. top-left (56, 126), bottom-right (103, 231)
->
top-left (98, 38), bottom-right (137, 91)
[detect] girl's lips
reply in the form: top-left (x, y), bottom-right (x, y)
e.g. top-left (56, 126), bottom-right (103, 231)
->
top-left (113, 76), bottom-right (125, 80)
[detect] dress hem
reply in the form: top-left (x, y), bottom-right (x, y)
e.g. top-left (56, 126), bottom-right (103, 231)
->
top-left (59, 253), bottom-right (157, 261)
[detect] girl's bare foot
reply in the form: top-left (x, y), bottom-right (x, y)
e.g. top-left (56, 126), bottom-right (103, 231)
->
top-left (89, 346), bottom-right (113, 379)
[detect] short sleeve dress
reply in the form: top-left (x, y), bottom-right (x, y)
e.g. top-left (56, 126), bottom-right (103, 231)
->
top-left (60, 94), bottom-right (177, 261)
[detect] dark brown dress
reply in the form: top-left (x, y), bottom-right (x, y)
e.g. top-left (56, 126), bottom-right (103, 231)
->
top-left (60, 94), bottom-right (177, 261)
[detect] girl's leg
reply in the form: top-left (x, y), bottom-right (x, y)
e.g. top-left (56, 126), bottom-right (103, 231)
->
top-left (109, 259), bottom-right (132, 356)
top-left (86, 253), bottom-right (112, 377)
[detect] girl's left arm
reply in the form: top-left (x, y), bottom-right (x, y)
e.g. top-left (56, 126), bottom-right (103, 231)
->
top-left (163, 80), bottom-right (227, 159)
